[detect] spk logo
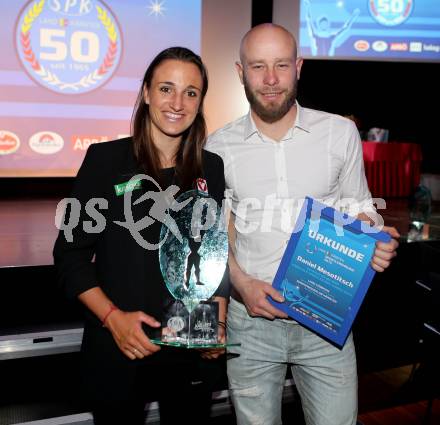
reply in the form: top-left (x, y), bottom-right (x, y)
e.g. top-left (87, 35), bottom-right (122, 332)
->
top-left (15, 0), bottom-right (122, 94)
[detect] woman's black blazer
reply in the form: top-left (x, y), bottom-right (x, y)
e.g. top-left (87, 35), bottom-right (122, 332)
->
top-left (53, 137), bottom-right (228, 401)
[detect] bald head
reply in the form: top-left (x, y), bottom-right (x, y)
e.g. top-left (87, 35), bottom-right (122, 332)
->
top-left (239, 24), bottom-right (298, 63)
top-left (235, 23), bottom-right (303, 125)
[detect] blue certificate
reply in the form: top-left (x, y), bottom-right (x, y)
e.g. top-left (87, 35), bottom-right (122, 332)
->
top-left (269, 197), bottom-right (391, 348)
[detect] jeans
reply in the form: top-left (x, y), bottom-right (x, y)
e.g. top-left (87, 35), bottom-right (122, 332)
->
top-left (226, 299), bottom-right (358, 425)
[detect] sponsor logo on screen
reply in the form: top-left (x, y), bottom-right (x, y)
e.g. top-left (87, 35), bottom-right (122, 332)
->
top-left (423, 44), bottom-right (440, 53)
top-left (0, 131), bottom-right (20, 155)
top-left (72, 135), bottom-right (108, 151)
top-left (29, 131), bottom-right (64, 154)
top-left (368, 0), bottom-right (414, 27)
top-left (372, 40), bottom-right (388, 52)
top-left (390, 42), bottom-right (408, 51)
top-left (354, 40), bottom-right (370, 52)
top-left (15, 0), bottom-right (122, 94)
top-left (409, 42), bottom-right (422, 52)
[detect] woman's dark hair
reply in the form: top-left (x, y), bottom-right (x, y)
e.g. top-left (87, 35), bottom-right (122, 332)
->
top-left (131, 47), bottom-right (208, 191)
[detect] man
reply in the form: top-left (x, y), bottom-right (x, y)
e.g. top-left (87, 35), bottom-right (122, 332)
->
top-left (206, 24), bottom-right (399, 425)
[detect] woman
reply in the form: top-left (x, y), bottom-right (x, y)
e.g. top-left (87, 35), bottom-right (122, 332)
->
top-left (53, 47), bottom-right (228, 425)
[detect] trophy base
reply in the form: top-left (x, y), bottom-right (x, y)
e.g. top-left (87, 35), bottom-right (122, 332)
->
top-left (155, 300), bottom-right (239, 349)
top-left (150, 338), bottom-right (240, 349)
top-left (407, 220), bottom-right (430, 242)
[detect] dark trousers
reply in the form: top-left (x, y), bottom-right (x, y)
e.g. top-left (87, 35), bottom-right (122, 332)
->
top-left (91, 349), bottom-right (225, 425)
top-left (92, 400), bottom-right (146, 425)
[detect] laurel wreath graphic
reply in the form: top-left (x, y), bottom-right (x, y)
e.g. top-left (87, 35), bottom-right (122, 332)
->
top-left (20, 0), bottom-right (119, 92)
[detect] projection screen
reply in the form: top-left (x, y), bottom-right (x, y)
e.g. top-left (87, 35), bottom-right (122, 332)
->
top-left (274, 0), bottom-right (440, 62)
top-left (0, 0), bottom-right (250, 177)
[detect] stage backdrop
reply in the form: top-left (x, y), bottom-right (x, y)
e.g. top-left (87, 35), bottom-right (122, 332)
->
top-left (0, 0), bottom-right (251, 177)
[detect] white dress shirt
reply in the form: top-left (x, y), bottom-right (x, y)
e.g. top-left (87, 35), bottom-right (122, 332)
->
top-left (206, 103), bottom-right (374, 284)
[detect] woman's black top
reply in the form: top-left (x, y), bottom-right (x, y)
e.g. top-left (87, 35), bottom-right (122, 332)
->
top-left (53, 137), bottom-right (229, 401)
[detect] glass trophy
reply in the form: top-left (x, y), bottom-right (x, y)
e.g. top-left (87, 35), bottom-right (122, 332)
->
top-left (151, 189), bottom-right (239, 348)
top-left (407, 185), bottom-right (432, 242)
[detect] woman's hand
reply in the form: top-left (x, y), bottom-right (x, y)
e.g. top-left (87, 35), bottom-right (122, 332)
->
top-left (106, 309), bottom-right (161, 360)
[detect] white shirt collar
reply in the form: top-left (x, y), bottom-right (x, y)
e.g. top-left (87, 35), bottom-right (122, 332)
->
top-left (243, 101), bottom-right (311, 142)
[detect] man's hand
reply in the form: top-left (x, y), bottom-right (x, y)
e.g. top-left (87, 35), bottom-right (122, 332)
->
top-left (106, 310), bottom-right (161, 360)
top-left (228, 216), bottom-right (287, 320)
top-left (371, 225), bottom-right (400, 272)
top-left (235, 274), bottom-right (288, 320)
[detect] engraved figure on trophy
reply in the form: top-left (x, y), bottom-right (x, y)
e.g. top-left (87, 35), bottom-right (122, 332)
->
top-left (191, 302), bottom-right (217, 344)
top-left (162, 299), bottom-right (189, 343)
top-left (184, 201), bottom-right (210, 291)
top-left (184, 231), bottom-right (206, 289)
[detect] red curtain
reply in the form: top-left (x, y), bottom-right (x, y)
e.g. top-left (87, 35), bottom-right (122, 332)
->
top-left (362, 142), bottom-right (423, 197)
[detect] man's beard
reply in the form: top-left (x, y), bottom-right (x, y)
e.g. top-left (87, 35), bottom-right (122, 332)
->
top-left (243, 75), bottom-right (298, 124)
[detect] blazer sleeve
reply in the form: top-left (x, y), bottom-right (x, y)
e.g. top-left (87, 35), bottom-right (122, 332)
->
top-left (208, 154), bottom-right (231, 300)
top-left (53, 143), bottom-right (112, 300)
